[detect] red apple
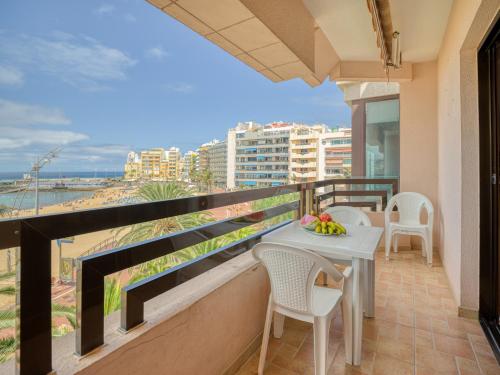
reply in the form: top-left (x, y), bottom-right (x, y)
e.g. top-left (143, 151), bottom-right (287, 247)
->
top-left (319, 213), bottom-right (332, 222)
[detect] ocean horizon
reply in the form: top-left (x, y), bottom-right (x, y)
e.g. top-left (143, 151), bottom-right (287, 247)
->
top-left (0, 171), bottom-right (124, 181)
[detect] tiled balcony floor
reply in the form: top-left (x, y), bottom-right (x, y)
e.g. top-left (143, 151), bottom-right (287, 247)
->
top-left (236, 249), bottom-right (500, 375)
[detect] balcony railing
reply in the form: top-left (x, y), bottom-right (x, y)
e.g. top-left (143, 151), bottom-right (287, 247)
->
top-left (0, 177), bottom-right (398, 375)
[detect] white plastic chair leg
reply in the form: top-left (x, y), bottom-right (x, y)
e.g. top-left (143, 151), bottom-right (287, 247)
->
top-left (273, 312), bottom-right (285, 338)
top-left (313, 316), bottom-right (330, 375)
top-left (428, 232), bottom-right (433, 265)
top-left (423, 233), bottom-right (432, 265)
top-left (352, 258), bottom-right (364, 365)
top-left (363, 259), bottom-right (375, 318)
top-left (342, 276), bottom-right (353, 364)
top-left (258, 296), bottom-right (273, 375)
top-left (393, 234), bottom-right (399, 253)
top-left (385, 230), bottom-right (392, 260)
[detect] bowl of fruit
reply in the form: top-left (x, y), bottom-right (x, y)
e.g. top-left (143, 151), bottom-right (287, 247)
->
top-left (299, 211), bottom-right (347, 236)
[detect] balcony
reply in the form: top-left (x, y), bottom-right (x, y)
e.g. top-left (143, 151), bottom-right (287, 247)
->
top-left (1, 0), bottom-right (499, 373)
top-left (290, 144), bottom-right (317, 150)
top-left (294, 152), bottom-right (317, 159)
top-left (1, 177), bottom-right (497, 375)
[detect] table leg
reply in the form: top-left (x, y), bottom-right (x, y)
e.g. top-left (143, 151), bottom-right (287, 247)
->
top-left (352, 258), bottom-right (364, 366)
top-left (364, 259), bottom-right (375, 318)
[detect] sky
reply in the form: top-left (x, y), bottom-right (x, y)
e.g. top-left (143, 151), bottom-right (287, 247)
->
top-left (0, 0), bottom-right (351, 172)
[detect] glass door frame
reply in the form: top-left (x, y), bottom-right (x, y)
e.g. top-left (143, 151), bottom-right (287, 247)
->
top-left (478, 16), bottom-right (500, 362)
top-left (350, 94), bottom-right (400, 178)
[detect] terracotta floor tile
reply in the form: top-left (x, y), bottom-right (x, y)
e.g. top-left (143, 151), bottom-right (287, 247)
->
top-left (415, 347), bottom-right (457, 372)
top-left (415, 328), bottom-right (433, 349)
top-left (433, 333), bottom-right (475, 359)
top-left (372, 353), bottom-right (413, 375)
top-left (455, 356), bottom-right (481, 374)
top-left (446, 316), bottom-right (484, 336)
top-left (264, 364), bottom-right (300, 375)
top-left (237, 249), bottom-right (499, 375)
top-left (375, 337), bottom-right (414, 363)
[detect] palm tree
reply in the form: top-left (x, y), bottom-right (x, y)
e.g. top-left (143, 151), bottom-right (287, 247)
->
top-left (219, 227), bottom-right (257, 246)
top-left (116, 182), bottom-right (213, 245)
top-left (0, 337), bottom-right (15, 363)
top-left (199, 170), bottom-right (214, 193)
top-left (0, 205), bottom-right (10, 217)
top-left (0, 302), bottom-right (77, 362)
top-left (116, 182), bottom-right (215, 294)
top-left (173, 238), bottom-right (221, 264)
top-left (103, 278), bottom-right (121, 316)
top-left (251, 193), bottom-right (299, 226)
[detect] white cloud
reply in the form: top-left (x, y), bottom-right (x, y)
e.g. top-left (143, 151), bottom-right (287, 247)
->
top-left (0, 98), bottom-right (87, 159)
top-left (0, 127), bottom-right (88, 150)
top-left (146, 46), bottom-right (169, 60)
top-left (78, 144), bottom-right (131, 156)
top-left (0, 65), bottom-right (24, 86)
top-left (0, 33), bottom-right (137, 91)
top-left (166, 82), bottom-right (195, 94)
top-left (0, 99), bottom-right (71, 126)
top-left (58, 144), bottom-right (131, 163)
top-left (95, 4), bottom-right (115, 15)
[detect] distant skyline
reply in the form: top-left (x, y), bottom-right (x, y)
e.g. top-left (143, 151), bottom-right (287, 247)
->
top-left (0, 0), bottom-right (351, 172)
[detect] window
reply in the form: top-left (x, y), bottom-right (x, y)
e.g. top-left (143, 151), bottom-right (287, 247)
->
top-left (351, 95), bottom-right (400, 178)
top-left (365, 99), bottom-right (400, 177)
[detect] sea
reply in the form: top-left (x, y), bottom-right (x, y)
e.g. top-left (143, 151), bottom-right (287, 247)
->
top-left (0, 171), bottom-right (123, 181)
top-left (0, 190), bottom-right (95, 210)
top-left (0, 171), bottom-right (123, 210)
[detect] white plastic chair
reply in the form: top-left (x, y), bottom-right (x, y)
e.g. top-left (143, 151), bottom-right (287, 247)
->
top-left (384, 192), bottom-right (434, 264)
top-left (325, 206), bottom-right (371, 227)
top-left (252, 242), bottom-right (352, 375)
top-left (323, 206), bottom-right (375, 318)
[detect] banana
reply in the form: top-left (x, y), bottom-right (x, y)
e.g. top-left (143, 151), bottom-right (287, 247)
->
top-left (332, 222), bottom-right (346, 235)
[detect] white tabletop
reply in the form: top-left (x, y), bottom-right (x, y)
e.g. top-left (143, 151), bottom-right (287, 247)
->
top-left (262, 221), bottom-right (383, 260)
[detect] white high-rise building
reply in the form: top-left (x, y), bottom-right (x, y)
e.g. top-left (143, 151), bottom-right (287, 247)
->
top-left (229, 122), bottom-right (291, 188)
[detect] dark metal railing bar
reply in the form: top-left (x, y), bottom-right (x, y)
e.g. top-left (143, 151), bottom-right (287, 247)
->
top-left (79, 201), bottom-right (298, 275)
top-left (76, 202), bottom-right (297, 355)
top-left (0, 184), bottom-right (302, 250)
top-left (18, 222), bottom-right (52, 375)
top-left (328, 201), bottom-right (378, 211)
top-left (316, 190), bottom-right (388, 201)
top-left (120, 220), bottom-right (291, 332)
top-left (0, 177), bottom-right (398, 250)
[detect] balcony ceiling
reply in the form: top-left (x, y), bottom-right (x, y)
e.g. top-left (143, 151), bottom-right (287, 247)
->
top-left (304, 0), bottom-right (452, 62)
top-left (147, 0), bottom-right (453, 86)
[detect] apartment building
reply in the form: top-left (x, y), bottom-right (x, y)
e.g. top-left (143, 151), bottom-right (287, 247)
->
top-left (207, 140), bottom-right (228, 189)
top-left (289, 124), bottom-right (330, 183)
top-left (197, 142), bottom-right (210, 177)
top-left (123, 147), bottom-right (181, 181)
top-left (318, 128), bottom-right (353, 179)
top-left (229, 122), bottom-right (290, 188)
top-left (181, 150), bottom-right (198, 183)
top-left (140, 148), bottom-right (165, 180)
top-left (165, 147), bottom-right (181, 181)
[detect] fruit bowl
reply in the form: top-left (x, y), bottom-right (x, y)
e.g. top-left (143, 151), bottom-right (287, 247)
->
top-left (299, 212), bottom-right (347, 236)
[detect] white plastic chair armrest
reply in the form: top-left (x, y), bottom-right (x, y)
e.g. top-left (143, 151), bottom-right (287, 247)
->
top-left (342, 266), bottom-right (352, 279)
top-left (318, 257), bottom-right (344, 282)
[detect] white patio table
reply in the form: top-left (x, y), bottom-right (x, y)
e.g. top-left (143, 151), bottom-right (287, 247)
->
top-left (262, 220), bottom-right (383, 365)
